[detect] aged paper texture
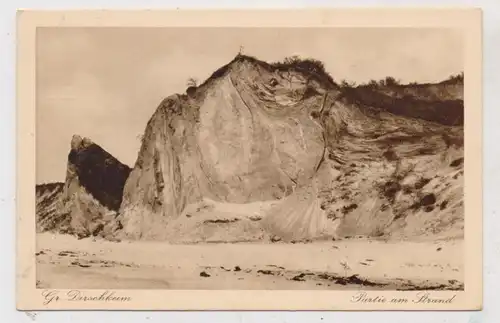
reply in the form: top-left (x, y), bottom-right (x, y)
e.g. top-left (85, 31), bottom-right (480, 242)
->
top-left (17, 9), bottom-right (482, 310)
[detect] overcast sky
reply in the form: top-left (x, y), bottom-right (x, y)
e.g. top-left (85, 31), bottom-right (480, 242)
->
top-left (36, 27), bottom-right (463, 183)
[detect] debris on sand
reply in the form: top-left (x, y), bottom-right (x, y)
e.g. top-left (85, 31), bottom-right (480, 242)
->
top-left (291, 274), bottom-right (306, 282)
top-left (203, 218), bottom-right (240, 224)
top-left (257, 269), bottom-right (276, 275)
top-left (70, 261), bottom-right (91, 268)
top-left (199, 271), bottom-right (211, 277)
top-left (335, 274), bottom-right (381, 286)
top-left (314, 272), bottom-right (387, 287)
top-left (290, 273), bottom-right (314, 282)
top-left (234, 266), bottom-right (241, 272)
top-left (399, 283), bottom-right (459, 291)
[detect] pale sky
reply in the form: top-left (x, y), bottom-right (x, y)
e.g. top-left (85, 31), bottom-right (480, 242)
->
top-left (36, 27), bottom-right (463, 183)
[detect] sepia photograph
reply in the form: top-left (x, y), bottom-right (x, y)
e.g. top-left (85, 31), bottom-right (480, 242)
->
top-left (17, 9), bottom-right (482, 310)
top-left (34, 26), bottom-right (466, 291)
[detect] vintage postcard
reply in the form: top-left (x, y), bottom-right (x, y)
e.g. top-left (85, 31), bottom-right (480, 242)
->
top-left (17, 9), bottom-right (482, 310)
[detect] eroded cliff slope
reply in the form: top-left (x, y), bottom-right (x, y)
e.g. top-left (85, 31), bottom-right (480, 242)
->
top-left (114, 55), bottom-right (464, 242)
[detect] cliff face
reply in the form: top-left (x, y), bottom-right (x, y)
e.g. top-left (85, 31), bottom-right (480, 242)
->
top-left (116, 55), bottom-right (464, 242)
top-left (118, 58), bottom-right (327, 239)
top-left (36, 182), bottom-right (64, 232)
top-left (261, 83), bottom-right (463, 241)
top-left (66, 135), bottom-right (131, 211)
top-left (37, 55), bottom-right (464, 242)
top-left (36, 135), bottom-right (131, 238)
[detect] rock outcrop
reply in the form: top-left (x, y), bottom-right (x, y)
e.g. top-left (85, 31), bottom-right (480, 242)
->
top-left (36, 135), bottom-right (131, 238)
top-left (37, 54), bottom-right (464, 243)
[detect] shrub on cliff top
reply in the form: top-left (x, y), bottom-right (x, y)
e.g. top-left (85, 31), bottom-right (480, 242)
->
top-left (272, 55), bottom-right (335, 85)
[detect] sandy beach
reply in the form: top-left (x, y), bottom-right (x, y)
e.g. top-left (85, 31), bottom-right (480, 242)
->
top-left (36, 233), bottom-right (463, 290)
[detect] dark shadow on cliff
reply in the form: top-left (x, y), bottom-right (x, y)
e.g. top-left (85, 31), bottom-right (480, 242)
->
top-left (68, 142), bottom-right (131, 211)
